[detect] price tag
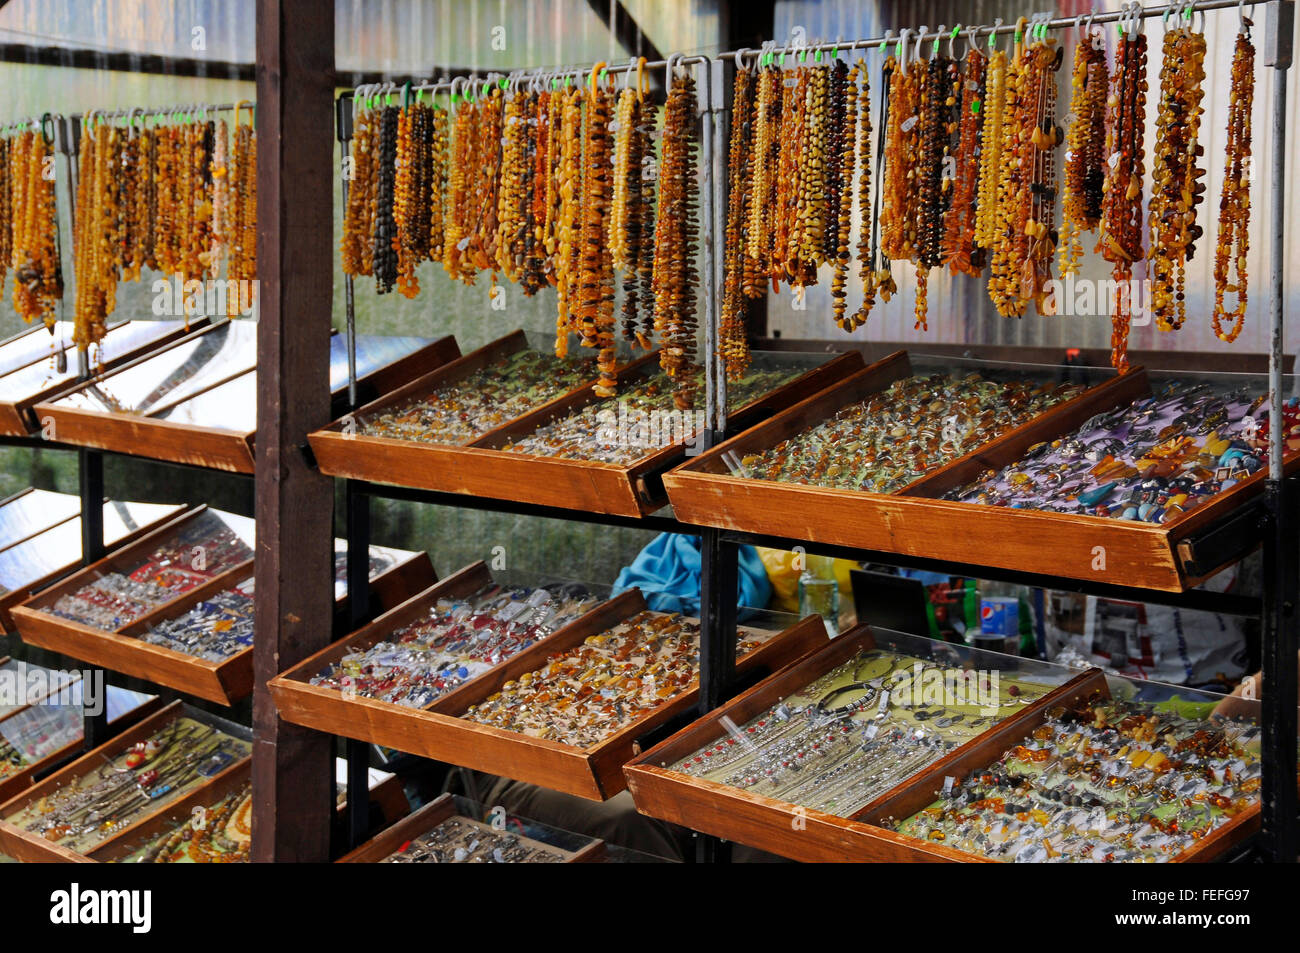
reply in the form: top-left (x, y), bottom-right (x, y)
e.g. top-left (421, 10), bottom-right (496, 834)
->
top-left (942, 775), bottom-right (956, 795)
top-left (901, 115), bottom-right (919, 132)
top-left (1108, 151), bottom-right (1121, 169)
top-left (526, 588), bottom-right (551, 607)
top-left (877, 689), bottom-right (891, 714)
top-left (863, 723), bottom-right (880, 741)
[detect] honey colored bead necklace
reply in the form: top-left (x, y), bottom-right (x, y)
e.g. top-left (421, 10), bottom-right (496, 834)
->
top-left (1211, 21), bottom-right (1254, 344)
top-left (7, 128), bottom-right (64, 329)
top-left (721, 63), bottom-right (756, 376)
top-left (653, 66), bottom-right (701, 410)
top-left (578, 69), bottom-right (618, 397)
top-left (1149, 20), bottom-right (1207, 332)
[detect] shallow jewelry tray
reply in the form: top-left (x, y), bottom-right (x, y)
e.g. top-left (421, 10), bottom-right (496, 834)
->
top-left (0, 494), bottom-right (186, 632)
top-left (0, 686), bottom-right (163, 808)
top-left (0, 700), bottom-right (250, 863)
top-left (623, 625), bottom-right (1104, 863)
top-left (308, 328), bottom-right (864, 518)
top-left (851, 674), bottom-right (1267, 863)
top-left (337, 791), bottom-right (606, 863)
top-left (269, 561), bottom-right (827, 800)
top-left (8, 506), bottom-right (435, 705)
top-left (0, 319), bottom-right (202, 436)
top-left (32, 320), bottom-right (459, 473)
top-left (663, 352), bottom-right (1294, 592)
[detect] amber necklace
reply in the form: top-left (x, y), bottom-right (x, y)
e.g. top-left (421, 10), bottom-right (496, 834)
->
top-left (721, 62), bottom-right (756, 377)
top-left (1098, 21), bottom-right (1148, 371)
top-left (1211, 21), bottom-right (1254, 344)
top-left (652, 64), bottom-right (701, 410)
top-left (942, 43), bottom-right (987, 278)
top-left (1060, 30), bottom-right (1108, 277)
top-left (1149, 19), bottom-right (1207, 332)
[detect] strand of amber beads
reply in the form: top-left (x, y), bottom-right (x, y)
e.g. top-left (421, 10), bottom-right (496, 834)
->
top-left (942, 48), bottom-right (987, 277)
top-left (721, 65), bottom-right (756, 376)
top-left (1149, 25), bottom-right (1207, 332)
top-left (1211, 27), bottom-right (1254, 344)
top-left (1060, 35), bottom-right (1107, 277)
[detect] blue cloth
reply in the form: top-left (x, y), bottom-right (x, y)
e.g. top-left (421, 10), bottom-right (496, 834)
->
top-left (612, 533), bottom-right (771, 617)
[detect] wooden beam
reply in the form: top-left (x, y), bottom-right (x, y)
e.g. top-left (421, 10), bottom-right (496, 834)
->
top-left (585, 0), bottom-right (665, 64)
top-left (252, 0), bottom-right (336, 863)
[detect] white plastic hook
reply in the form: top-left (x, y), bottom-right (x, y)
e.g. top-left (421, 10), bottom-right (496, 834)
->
top-left (913, 25), bottom-right (929, 63)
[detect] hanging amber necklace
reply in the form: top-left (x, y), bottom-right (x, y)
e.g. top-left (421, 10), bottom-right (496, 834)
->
top-left (1098, 20), bottom-right (1148, 371)
top-left (1211, 20), bottom-right (1254, 344)
top-left (829, 59), bottom-right (857, 330)
top-left (653, 64), bottom-right (701, 410)
top-left (748, 62), bottom-right (780, 293)
top-left (579, 68), bottom-right (617, 397)
top-left (721, 62), bottom-right (756, 376)
top-left (1149, 20), bottom-right (1207, 332)
top-left (9, 127), bottom-right (64, 329)
top-left (553, 85), bottom-right (583, 355)
top-left (942, 44), bottom-right (987, 277)
top-left (1060, 31), bottom-right (1108, 277)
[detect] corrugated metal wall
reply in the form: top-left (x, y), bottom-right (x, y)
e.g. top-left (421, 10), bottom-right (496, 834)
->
top-left (768, 0), bottom-right (1300, 361)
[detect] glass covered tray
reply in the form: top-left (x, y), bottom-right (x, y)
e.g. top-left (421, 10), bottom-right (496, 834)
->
top-left (625, 626), bottom-right (1094, 862)
top-left (0, 701), bottom-right (249, 862)
top-left (860, 673), bottom-right (1275, 863)
top-left (337, 792), bottom-right (607, 863)
top-left (0, 499), bottom-right (186, 631)
top-left (10, 511), bottom-right (432, 705)
top-left (310, 331), bottom-right (863, 518)
top-left (270, 567), bottom-right (826, 801)
top-left (0, 680), bottom-right (159, 805)
top-left (0, 319), bottom-right (197, 435)
top-left (32, 320), bottom-right (458, 472)
top-left (666, 353), bottom-right (1288, 592)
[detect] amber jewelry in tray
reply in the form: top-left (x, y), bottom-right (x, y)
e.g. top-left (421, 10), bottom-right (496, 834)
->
top-left (664, 350), bottom-right (1289, 592)
top-left (861, 678), bottom-right (1273, 863)
top-left (624, 625), bottom-right (1101, 863)
top-left (311, 333), bottom-right (862, 518)
top-left (270, 564), bottom-right (826, 801)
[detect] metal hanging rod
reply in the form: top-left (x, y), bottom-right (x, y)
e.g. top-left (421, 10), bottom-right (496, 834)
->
top-left (342, 53), bottom-right (711, 106)
top-left (716, 0), bottom-right (1258, 62)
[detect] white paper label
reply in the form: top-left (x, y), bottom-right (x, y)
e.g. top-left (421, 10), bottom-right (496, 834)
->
top-left (901, 115), bottom-right (919, 132)
top-left (877, 689), bottom-right (890, 713)
top-left (942, 775), bottom-right (956, 795)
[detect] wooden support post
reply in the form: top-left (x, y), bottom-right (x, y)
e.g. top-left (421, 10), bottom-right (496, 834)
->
top-left (252, 0), bottom-right (336, 863)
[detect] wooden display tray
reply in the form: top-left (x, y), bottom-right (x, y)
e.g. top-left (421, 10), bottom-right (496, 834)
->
top-left (0, 500), bottom-right (188, 632)
top-left (0, 695), bottom-right (164, 808)
top-left (623, 625), bottom-right (1104, 863)
top-left (91, 760), bottom-right (252, 863)
top-left (9, 507), bottom-right (253, 702)
top-left (664, 353), bottom-right (1288, 592)
top-left (270, 562), bottom-right (828, 800)
top-left (854, 674), bottom-right (1265, 863)
top-left (0, 700), bottom-right (248, 863)
top-left (310, 330), bottom-right (864, 517)
top-left (0, 319), bottom-right (202, 436)
top-left (337, 792), bottom-right (605, 862)
top-left (9, 510), bottom-right (433, 705)
top-left (34, 327), bottom-right (460, 473)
